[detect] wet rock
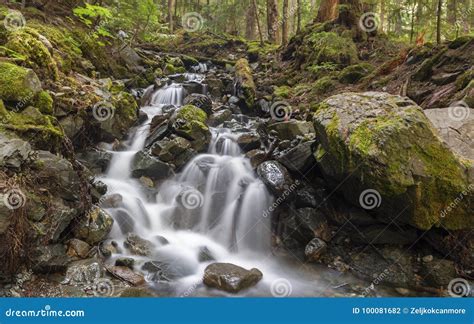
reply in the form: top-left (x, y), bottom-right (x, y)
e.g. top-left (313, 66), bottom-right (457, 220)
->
top-left (205, 76), bottom-right (225, 98)
top-left (115, 257), bottom-right (135, 270)
top-left (145, 122), bottom-right (171, 148)
top-left (0, 132), bottom-right (32, 168)
top-left (73, 207), bottom-right (114, 245)
top-left (203, 263), bottom-right (263, 293)
top-left (305, 238), bottom-right (327, 262)
top-left (173, 105), bottom-right (211, 152)
top-left (107, 266), bottom-right (145, 286)
top-left (101, 194), bottom-right (123, 209)
top-left (142, 260), bottom-right (193, 282)
top-left (77, 149), bottom-right (113, 174)
top-left (421, 259), bottom-right (457, 287)
top-left (276, 141), bottom-right (315, 174)
top-left (313, 92), bottom-right (473, 230)
top-left (198, 246), bottom-right (216, 262)
top-left (150, 137), bottom-right (196, 169)
top-left (154, 236), bottom-right (169, 245)
top-left (267, 121), bottom-right (315, 141)
top-left (34, 151), bottom-right (82, 202)
top-left (182, 81), bottom-right (205, 96)
top-left (59, 115), bottom-right (84, 139)
top-left (63, 259), bottom-right (102, 285)
top-left (31, 244), bottom-right (72, 273)
top-left (424, 107), bottom-right (474, 160)
top-left (124, 233), bottom-right (154, 257)
top-left (281, 208), bottom-right (330, 246)
top-left (208, 109), bottom-right (232, 127)
top-left (99, 240), bottom-right (120, 258)
top-left (67, 239), bottom-right (91, 259)
top-left (237, 132), bottom-right (261, 152)
top-left (183, 94), bottom-right (213, 115)
top-left (245, 149), bottom-right (266, 169)
top-left (257, 161), bottom-right (294, 196)
top-left (131, 151), bottom-right (174, 180)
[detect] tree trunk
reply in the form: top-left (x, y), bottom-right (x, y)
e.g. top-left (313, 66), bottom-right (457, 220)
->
top-left (380, 0), bottom-right (385, 32)
top-left (436, 0), bottom-right (442, 44)
top-left (282, 0), bottom-right (289, 44)
top-left (447, 0), bottom-right (457, 24)
top-left (315, 0), bottom-right (339, 23)
top-left (246, 0), bottom-right (257, 40)
top-left (297, 0), bottom-right (302, 32)
top-left (168, 0), bottom-right (174, 33)
top-left (253, 0), bottom-right (264, 45)
top-left (266, 0), bottom-right (280, 43)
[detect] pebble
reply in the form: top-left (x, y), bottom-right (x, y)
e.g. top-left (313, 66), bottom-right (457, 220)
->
top-left (422, 255), bottom-right (433, 263)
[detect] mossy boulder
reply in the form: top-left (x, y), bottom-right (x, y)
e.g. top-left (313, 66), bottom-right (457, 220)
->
top-left (173, 104), bottom-right (211, 152)
top-left (314, 76), bottom-right (337, 94)
top-left (95, 92), bottom-right (139, 142)
top-left (339, 63), bottom-right (374, 84)
top-left (0, 104), bottom-right (64, 151)
top-left (0, 62), bottom-right (42, 104)
top-left (5, 28), bottom-right (59, 80)
top-left (304, 32), bottom-right (358, 67)
top-left (34, 90), bottom-right (53, 115)
top-left (234, 58), bottom-right (256, 110)
top-left (313, 92), bottom-right (473, 230)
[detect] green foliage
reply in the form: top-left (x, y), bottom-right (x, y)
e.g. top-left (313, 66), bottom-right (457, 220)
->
top-left (73, 4), bottom-right (112, 27)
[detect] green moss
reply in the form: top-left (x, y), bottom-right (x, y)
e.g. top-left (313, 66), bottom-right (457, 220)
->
top-left (177, 104), bottom-right (208, 122)
top-left (305, 32), bottom-right (358, 66)
top-left (0, 62), bottom-right (42, 104)
top-left (0, 106), bottom-right (64, 151)
top-left (313, 76), bottom-right (336, 94)
top-left (455, 70), bottom-right (474, 91)
top-left (274, 86), bottom-right (292, 99)
top-left (448, 35), bottom-right (472, 49)
top-left (235, 58), bottom-right (256, 108)
top-left (5, 28), bottom-right (59, 80)
top-left (34, 91), bottom-right (53, 115)
top-left (412, 48), bottom-right (447, 82)
top-left (339, 63), bottom-right (375, 84)
top-left (181, 55), bottom-right (199, 67)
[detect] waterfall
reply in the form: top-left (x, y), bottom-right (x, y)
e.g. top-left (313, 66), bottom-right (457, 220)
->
top-left (99, 69), bottom-right (275, 292)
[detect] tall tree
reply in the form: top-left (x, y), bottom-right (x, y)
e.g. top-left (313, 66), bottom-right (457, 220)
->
top-left (282, 0), bottom-right (289, 44)
top-left (168, 0), bottom-right (174, 32)
top-left (266, 0), bottom-right (280, 43)
top-left (296, 0), bottom-right (302, 32)
top-left (315, 0), bottom-right (339, 23)
top-left (436, 0), bottom-right (442, 44)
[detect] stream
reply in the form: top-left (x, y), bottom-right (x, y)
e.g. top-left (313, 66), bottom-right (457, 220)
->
top-left (98, 66), bottom-right (387, 297)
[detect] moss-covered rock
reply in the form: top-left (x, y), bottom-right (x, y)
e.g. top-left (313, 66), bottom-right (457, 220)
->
top-left (0, 105), bottom-right (64, 151)
top-left (314, 76), bottom-right (337, 94)
top-left (234, 58), bottom-right (256, 109)
top-left (5, 28), bottom-right (59, 80)
top-left (339, 63), bottom-right (374, 84)
top-left (304, 31), bottom-right (358, 67)
top-left (274, 86), bottom-right (292, 99)
top-left (0, 62), bottom-right (42, 104)
top-left (313, 92), bottom-right (472, 230)
top-left (34, 90), bottom-right (53, 115)
top-left (174, 105), bottom-right (211, 152)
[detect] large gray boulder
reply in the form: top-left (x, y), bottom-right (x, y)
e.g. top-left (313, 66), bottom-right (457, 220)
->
top-left (313, 92), bottom-right (473, 230)
top-left (0, 132), bottom-right (31, 168)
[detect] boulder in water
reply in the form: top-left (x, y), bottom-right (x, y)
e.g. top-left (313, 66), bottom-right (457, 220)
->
top-left (237, 132), bottom-right (261, 152)
top-left (203, 263), bottom-right (263, 293)
top-left (183, 93), bottom-right (213, 115)
top-left (151, 137), bottom-right (197, 169)
top-left (276, 140), bottom-right (316, 174)
top-left (313, 92), bottom-right (473, 230)
top-left (173, 105), bottom-right (212, 152)
top-left (107, 266), bottom-right (145, 286)
top-left (115, 257), bottom-right (135, 270)
top-left (131, 151), bottom-right (174, 180)
top-left (257, 161), bottom-right (294, 196)
top-left (208, 108), bottom-right (232, 127)
top-left (198, 246), bottom-right (216, 262)
top-left (124, 233), bottom-right (154, 257)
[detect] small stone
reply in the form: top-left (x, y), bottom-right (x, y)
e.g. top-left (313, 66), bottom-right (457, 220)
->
top-left (107, 266), bottom-right (145, 286)
top-left (305, 238), bottom-right (327, 262)
top-left (203, 263), bottom-right (263, 293)
top-left (115, 258), bottom-right (135, 270)
top-left (422, 255), bottom-right (434, 263)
